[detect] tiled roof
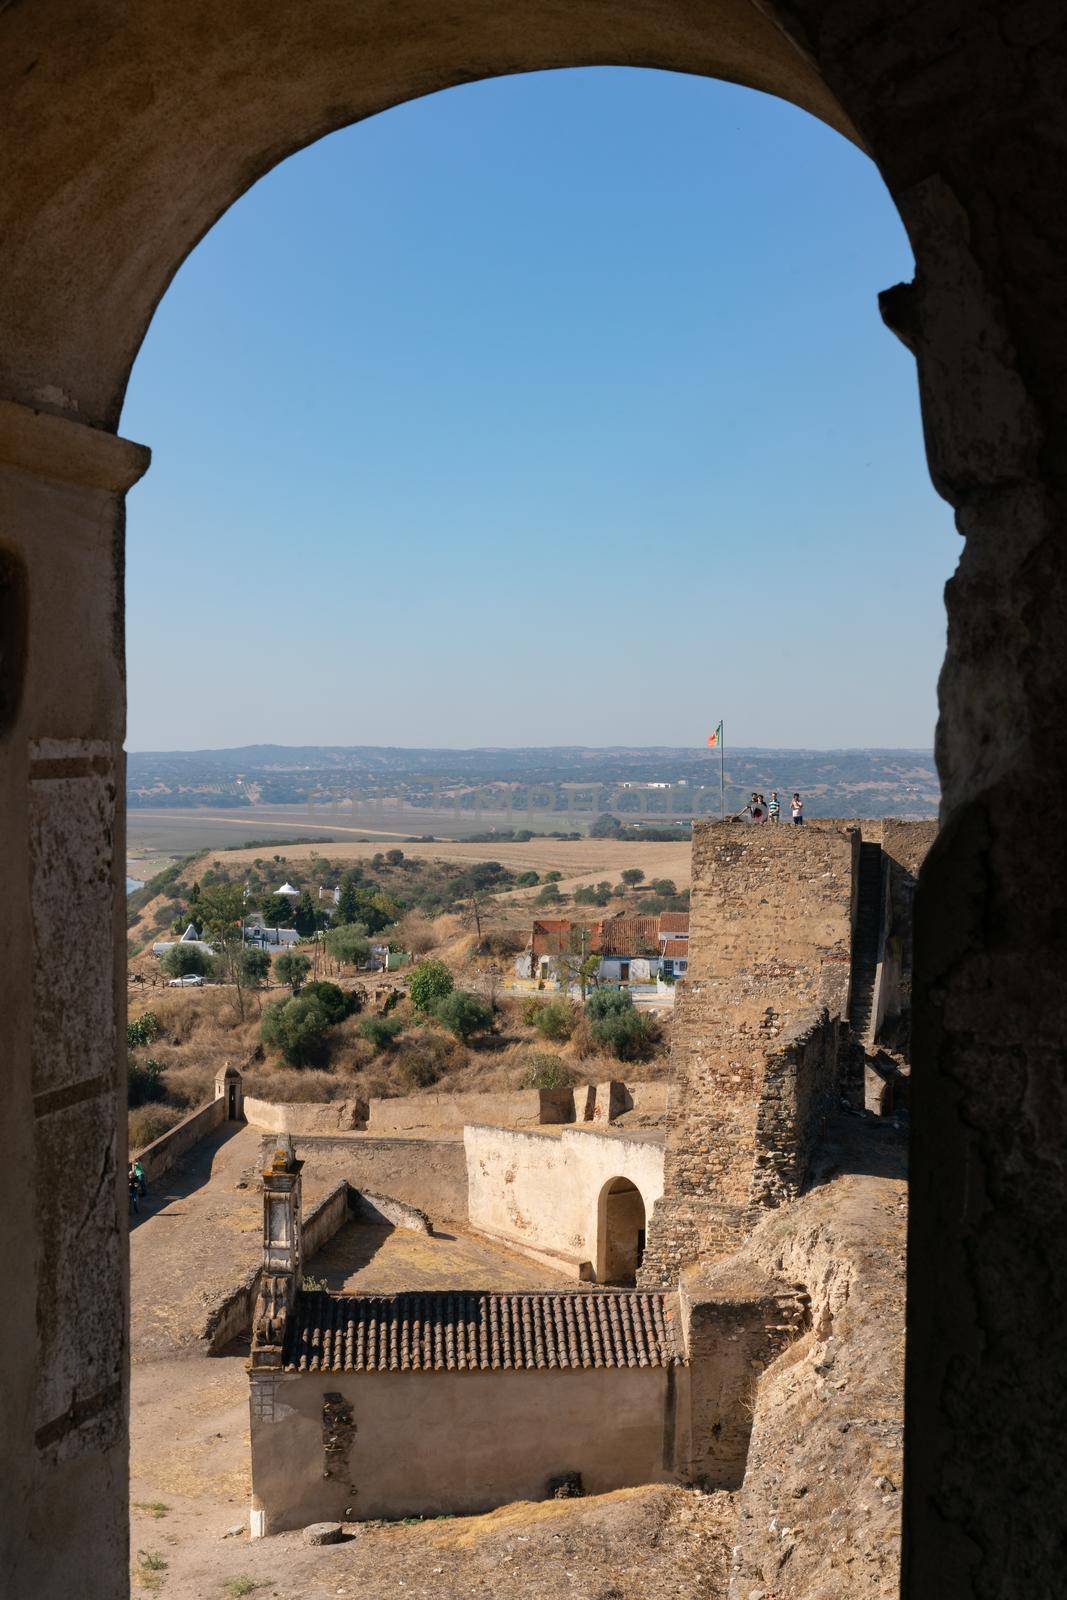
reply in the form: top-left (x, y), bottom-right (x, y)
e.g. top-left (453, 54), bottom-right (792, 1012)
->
top-left (283, 1290), bottom-right (683, 1374)
top-left (597, 917), bottom-right (661, 956)
top-left (658, 913), bottom-right (690, 933)
top-left (661, 938), bottom-right (689, 958)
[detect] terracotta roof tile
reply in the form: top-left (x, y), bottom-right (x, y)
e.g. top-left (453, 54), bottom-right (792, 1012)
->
top-left (597, 917), bottom-right (661, 956)
top-left (283, 1290), bottom-right (683, 1374)
top-left (657, 913), bottom-right (690, 933)
top-left (661, 939), bottom-right (690, 958)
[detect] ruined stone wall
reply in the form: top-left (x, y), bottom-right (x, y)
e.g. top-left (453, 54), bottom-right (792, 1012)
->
top-left (749, 1010), bottom-right (847, 1211)
top-left (640, 823), bottom-right (856, 1285)
top-left (878, 820), bottom-right (937, 1028)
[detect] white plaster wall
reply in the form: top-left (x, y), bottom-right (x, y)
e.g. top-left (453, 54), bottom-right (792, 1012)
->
top-left (464, 1125), bottom-right (664, 1273)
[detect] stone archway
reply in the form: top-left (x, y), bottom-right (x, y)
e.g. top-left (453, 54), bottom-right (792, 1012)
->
top-left (597, 1177), bottom-right (648, 1285)
top-left (2, 8), bottom-right (1066, 1599)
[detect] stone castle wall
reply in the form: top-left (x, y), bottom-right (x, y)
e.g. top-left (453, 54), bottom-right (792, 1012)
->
top-left (639, 822), bottom-right (857, 1285)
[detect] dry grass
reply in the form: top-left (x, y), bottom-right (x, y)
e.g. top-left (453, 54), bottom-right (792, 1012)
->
top-left (128, 908), bottom-right (672, 1145)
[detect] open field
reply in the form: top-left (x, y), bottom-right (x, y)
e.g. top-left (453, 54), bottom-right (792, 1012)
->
top-left (188, 836), bottom-right (694, 887)
top-left (127, 802), bottom-right (620, 857)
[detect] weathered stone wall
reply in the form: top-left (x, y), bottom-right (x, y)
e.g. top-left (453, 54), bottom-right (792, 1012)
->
top-left (134, 1095), bottom-right (226, 1183)
top-left (640, 823), bottom-right (856, 1284)
top-left (877, 820), bottom-right (938, 1030)
top-left (244, 1096), bottom-right (369, 1136)
top-left (679, 1262), bottom-right (810, 1490)
top-left (367, 1087), bottom-right (576, 1132)
top-left (749, 1010), bottom-right (847, 1211)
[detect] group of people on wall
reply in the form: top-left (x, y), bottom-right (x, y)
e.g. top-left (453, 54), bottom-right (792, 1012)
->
top-left (737, 790), bottom-right (804, 825)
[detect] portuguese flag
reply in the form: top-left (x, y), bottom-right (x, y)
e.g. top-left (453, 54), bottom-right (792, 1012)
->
top-left (707, 722), bottom-right (723, 749)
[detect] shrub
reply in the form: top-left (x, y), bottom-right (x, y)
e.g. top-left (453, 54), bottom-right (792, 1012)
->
top-left (395, 1031), bottom-right (448, 1089)
top-left (274, 951), bottom-right (311, 993)
top-left (544, 870), bottom-right (563, 883)
top-left (129, 1102), bottom-right (184, 1150)
top-left (385, 848), bottom-right (405, 866)
top-left (326, 923), bottom-right (370, 966)
top-left (535, 998), bottom-right (577, 1042)
top-left (515, 870), bottom-right (539, 887)
top-left (299, 979), bottom-right (352, 1025)
top-left (434, 989), bottom-right (493, 1042)
top-left (240, 948), bottom-right (272, 987)
top-left (520, 996), bottom-right (546, 1025)
top-left (260, 994), bottom-right (331, 1066)
top-left (127, 1053), bottom-right (165, 1107)
top-left (358, 1015), bottom-right (404, 1051)
top-left (409, 959), bottom-right (454, 1013)
top-left (586, 989), bottom-right (657, 1060)
top-left (160, 943), bottom-right (214, 979)
top-left (535, 883), bottom-right (562, 905)
top-left (518, 1052), bottom-right (573, 1090)
top-left (127, 1011), bottom-right (161, 1049)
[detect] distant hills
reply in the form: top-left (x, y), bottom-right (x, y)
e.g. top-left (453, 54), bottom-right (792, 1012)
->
top-left (127, 745), bottom-right (939, 821)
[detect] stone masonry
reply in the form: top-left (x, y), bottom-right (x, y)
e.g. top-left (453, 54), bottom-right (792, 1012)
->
top-left (639, 821), bottom-right (858, 1284)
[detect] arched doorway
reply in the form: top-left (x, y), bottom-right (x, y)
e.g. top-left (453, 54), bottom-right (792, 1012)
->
top-left (598, 1177), bottom-right (647, 1285)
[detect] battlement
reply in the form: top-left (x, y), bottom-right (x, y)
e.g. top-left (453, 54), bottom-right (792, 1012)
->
top-left (639, 819), bottom-right (932, 1284)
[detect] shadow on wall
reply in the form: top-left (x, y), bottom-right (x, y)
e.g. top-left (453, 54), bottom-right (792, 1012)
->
top-left (597, 1177), bottom-right (647, 1285)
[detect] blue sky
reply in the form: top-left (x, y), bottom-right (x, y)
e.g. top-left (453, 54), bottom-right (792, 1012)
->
top-left (122, 67), bottom-right (957, 752)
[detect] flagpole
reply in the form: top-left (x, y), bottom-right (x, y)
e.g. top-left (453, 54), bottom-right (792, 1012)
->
top-left (720, 721), bottom-right (725, 822)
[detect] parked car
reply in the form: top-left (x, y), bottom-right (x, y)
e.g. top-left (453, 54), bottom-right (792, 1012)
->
top-left (167, 973), bottom-right (204, 987)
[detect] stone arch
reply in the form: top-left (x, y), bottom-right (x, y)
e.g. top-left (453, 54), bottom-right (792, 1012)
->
top-left (597, 1177), bottom-right (648, 1285)
top-left (2, 8), bottom-right (1066, 1599)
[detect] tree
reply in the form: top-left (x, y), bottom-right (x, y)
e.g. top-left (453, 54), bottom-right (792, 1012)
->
top-left (275, 951), bottom-right (311, 993)
top-left (326, 924), bottom-right (370, 967)
top-left (127, 1011), bottom-right (161, 1048)
top-left (535, 883), bottom-right (562, 905)
top-left (534, 998), bottom-right (577, 1042)
top-left (516, 871), bottom-right (539, 887)
top-left (385, 848), bottom-right (405, 866)
top-left (358, 1015), bottom-right (403, 1051)
top-left (409, 958), bottom-right (454, 1013)
top-left (261, 892), bottom-right (295, 927)
top-left (293, 890), bottom-right (319, 937)
top-left (621, 868), bottom-right (645, 888)
top-left (586, 988), bottom-right (656, 1061)
top-left (160, 943), bottom-right (214, 979)
top-left (336, 876), bottom-right (363, 925)
top-left (549, 926), bottom-right (600, 999)
top-left (299, 979), bottom-right (351, 1024)
top-left (651, 878), bottom-right (678, 897)
top-left (590, 813), bottom-right (622, 838)
top-left (336, 874), bottom-right (397, 933)
top-left (241, 948), bottom-right (272, 988)
top-left (199, 881), bottom-right (252, 1017)
top-left (261, 994), bottom-right (330, 1066)
top-left (127, 1052), bottom-right (166, 1107)
top-left (544, 870), bottom-right (563, 883)
top-left (434, 989), bottom-right (493, 1042)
